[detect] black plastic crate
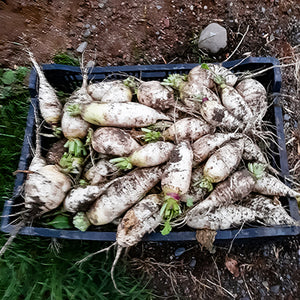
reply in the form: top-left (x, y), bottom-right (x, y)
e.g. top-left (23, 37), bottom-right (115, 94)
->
top-left (1, 57), bottom-right (299, 241)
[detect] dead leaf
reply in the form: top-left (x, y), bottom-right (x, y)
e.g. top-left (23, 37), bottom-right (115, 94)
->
top-left (225, 256), bottom-right (240, 277)
top-left (196, 229), bottom-right (217, 253)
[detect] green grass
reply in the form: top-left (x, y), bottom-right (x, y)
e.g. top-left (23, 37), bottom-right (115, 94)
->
top-left (0, 237), bottom-right (152, 300)
top-left (0, 67), bottom-right (30, 204)
top-left (0, 67), bottom-right (152, 299)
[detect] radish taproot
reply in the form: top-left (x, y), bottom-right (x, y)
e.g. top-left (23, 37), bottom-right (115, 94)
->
top-left (117, 194), bottom-right (163, 247)
top-left (61, 70), bottom-right (92, 160)
top-left (235, 78), bottom-right (267, 124)
top-left (179, 82), bottom-right (220, 111)
top-left (186, 169), bottom-right (256, 218)
top-left (160, 141), bottom-right (193, 235)
top-left (61, 72), bottom-right (92, 140)
top-left (187, 195), bottom-right (297, 230)
top-left (87, 80), bottom-right (132, 103)
top-left (202, 138), bottom-right (244, 185)
top-left (24, 105), bottom-right (72, 213)
top-left (181, 164), bottom-right (210, 205)
top-left (187, 65), bottom-right (215, 88)
top-left (200, 100), bottom-right (244, 131)
top-left (242, 138), bottom-right (268, 164)
top-left (187, 204), bottom-right (257, 230)
top-left (110, 141), bottom-right (174, 170)
top-left (84, 159), bottom-right (120, 185)
top-left (185, 63), bottom-right (238, 89)
top-left (28, 51), bottom-right (62, 127)
top-left (246, 195), bottom-right (298, 226)
top-left (86, 166), bottom-right (163, 225)
top-left (162, 117), bottom-right (215, 142)
top-left (192, 132), bottom-right (241, 164)
top-left (64, 184), bottom-right (109, 214)
top-left (253, 172), bottom-right (300, 198)
top-left (137, 80), bottom-right (175, 111)
top-left (220, 84), bottom-right (254, 124)
top-left (87, 80), bottom-right (132, 102)
top-left (92, 127), bottom-right (141, 156)
top-left (80, 102), bottom-right (171, 127)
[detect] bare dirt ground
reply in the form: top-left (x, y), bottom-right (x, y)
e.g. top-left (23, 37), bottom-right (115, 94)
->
top-left (1, 0), bottom-right (300, 299)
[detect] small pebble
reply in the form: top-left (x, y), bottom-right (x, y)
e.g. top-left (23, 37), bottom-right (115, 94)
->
top-left (262, 281), bottom-right (269, 289)
top-left (295, 32), bottom-right (300, 44)
top-left (262, 7), bottom-right (266, 13)
top-left (83, 29), bottom-right (91, 37)
top-left (284, 114), bottom-right (291, 121)
top-left (156, 5), bottom-right (162, 10)
top-left (175, 247), bottom-right (186, 257)
top-left (76, 41), bottom-right (88, 53)
top-left (190, 257), bottom-right (196, 268)
top-left (270, 285), bottom-right (280, 294)
top-left (203, 5), bottom-right (208, 9)
top-left (259, 287), bottom-right (267, 296)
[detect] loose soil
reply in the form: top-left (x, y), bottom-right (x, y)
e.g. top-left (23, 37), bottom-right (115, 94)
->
top-left (1, 0), bottom-right (299, 299)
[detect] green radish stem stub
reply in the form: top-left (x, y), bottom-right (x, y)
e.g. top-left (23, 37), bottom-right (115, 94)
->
top-left (141, 128), bottom-right (162, 143)
top-left (248, 162), bottom-right (266, 179)
top-left (109, 157), bottom-right (133, 170)
top-left (194, 177), bottom-right (214, 193)
top-left (73, 212), bottom-right (91, 232)
top-left (160, 195), bottom-right (182, 235)
top-left (201, 63), bottom-right (210, 70)
top-left (161, 73), bottom-right (187, 90)
top-left (67, 103), bottom-right (81, 116)
top-left (64, 139), bottom-right (87, 157)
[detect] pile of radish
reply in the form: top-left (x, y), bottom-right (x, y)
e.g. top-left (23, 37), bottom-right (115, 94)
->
top-left (2, 54), bottom-right (299, 284)
top-left (20, 56), bottom-right (300, 237)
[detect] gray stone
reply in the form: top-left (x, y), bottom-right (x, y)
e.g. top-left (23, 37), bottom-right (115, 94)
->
top-left (190, 257), bottom-right (196, 268)
top-left (284, 114), bottom-right (291, 121)
top-left (76, 42), bottom-right (88, 53)
top-left (198, 23), bottom-right (227, 54)
top-left (174, 247), bottom-right (186, 257)
top-left (295, 32), bottom-right (300, 44)
top-left (270, 285), bottom-right (280, 294)
top-left (261, 7), bottom-right (266, 13)
top-left (83, 29), bottom-right (91, 37)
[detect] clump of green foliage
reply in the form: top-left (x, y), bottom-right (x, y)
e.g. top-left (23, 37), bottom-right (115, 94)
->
top-left (0, 67), bottom-right (30, 204)
top-left (0, 237), bottom-right (153, 299)
top-left (0, 67), bottom-right (29, 99)
top-left (53, 52), bottom-right (80, 66)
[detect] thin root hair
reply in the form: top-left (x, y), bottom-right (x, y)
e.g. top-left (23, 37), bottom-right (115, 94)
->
top-left (111, 246), bottom-right (126, 295)
top-left (75, 242), bottom-right (117, 266)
